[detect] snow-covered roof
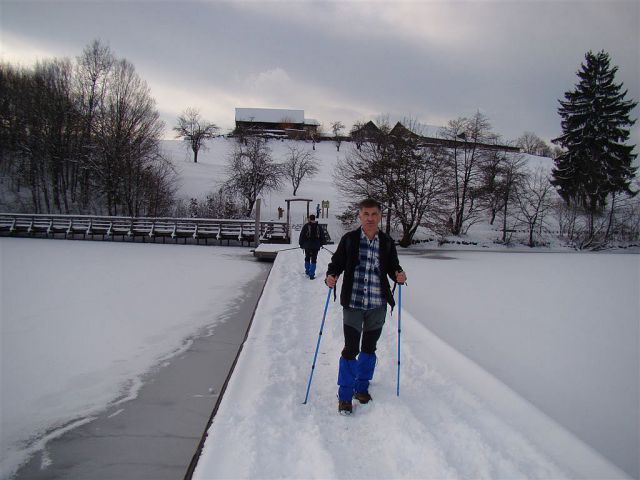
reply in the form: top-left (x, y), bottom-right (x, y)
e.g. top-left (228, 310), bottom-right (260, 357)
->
top-left (304, 118), bottom-right (320, 126)
top-left (235, 108), bottom-right (304, 124)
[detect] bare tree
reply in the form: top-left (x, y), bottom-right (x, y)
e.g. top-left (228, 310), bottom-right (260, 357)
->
top-left (0, 58), bottom-right (85, 214)
top-left (92, 58), bottom-right (166, 216)
top-left (554, 198), bottom-right (578, 242)
top-left (75, 40), bottom-right (115, 207)
top-left (282, 145), bottom-right (319, 195)
top-left (496, 153), bottom-right (528, 243)
top-left (174, 108), bottom-right (218, 163)
top-left (393, 142), bottom-right (449, 247)
top-left (440, 112), bottom-right (497, 235)
top-left (225, 136), bottom-right (282, 216)
top-left (140, 152), bottom-right (178, 217)
top-left (613, 183), bottom-right (640, 242)
top-left (516, 131), bottom-right (552, 156)
top-left (331, 121), bottom-right (345, 151)
top-left (476, 149), bottom-right (505, 225)
top-left (0, 40), bottom-right (174, 217)
top-left (335, 119), bottom-right (447, 246)
top-left (334, 120), bottom-right (395, 232)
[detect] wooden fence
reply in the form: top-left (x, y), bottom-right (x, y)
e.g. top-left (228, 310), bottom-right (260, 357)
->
top-left (0, 213), bottom-right (289, 246)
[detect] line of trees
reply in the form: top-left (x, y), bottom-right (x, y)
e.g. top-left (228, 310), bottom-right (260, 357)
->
top-left (2, 43), bottom-right (635, 249)
top-left (335, 113), bottom-right (552, 247)
top-left (335, 111), bottom-right (637, 250)
top-left (0, 40), bottom-right (177, 216)
top-left (334, 50), bottom-right (637, 249)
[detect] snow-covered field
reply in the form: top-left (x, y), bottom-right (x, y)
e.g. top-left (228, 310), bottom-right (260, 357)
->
top-left (0, 238), bottom-right (265, 479)
top-left (1, 138), bottom-right (638, 479)
top-left (402, 251), bottom-right (639, 479)
top-left (192, 249), bottom-right (634, 479)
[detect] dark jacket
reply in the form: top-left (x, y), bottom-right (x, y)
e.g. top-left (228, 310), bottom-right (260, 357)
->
top-left (299, 221), bottom-right (325, 250)
top-left (326, 228), bottom-right (403, 308)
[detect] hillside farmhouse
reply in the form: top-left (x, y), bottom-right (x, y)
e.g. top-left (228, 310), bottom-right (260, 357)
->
top-left (351, 121), bottom-right (521, 153)
top-left (234, 108), bottom-right (320, 139)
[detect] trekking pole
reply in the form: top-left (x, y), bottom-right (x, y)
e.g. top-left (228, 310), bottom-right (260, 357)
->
top-left (397, 284), bottom-right (402, 397)
top-left (274, 246), bottom-right (302, 253)
top-left (303, 287), bottom-right (333, 404)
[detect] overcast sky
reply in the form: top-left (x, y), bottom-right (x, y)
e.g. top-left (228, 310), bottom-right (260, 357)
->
top-left (2, 0), bottom-right (638, 145)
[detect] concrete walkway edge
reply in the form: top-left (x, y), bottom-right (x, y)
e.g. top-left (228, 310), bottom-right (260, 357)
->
top-left (183, 262), bottom-right (274, 480)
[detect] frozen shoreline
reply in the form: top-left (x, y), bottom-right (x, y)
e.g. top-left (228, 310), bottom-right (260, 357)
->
top-left (0, 239), bottom-right (270, 479)
top-left (10, 263), bottom-right (271, 480)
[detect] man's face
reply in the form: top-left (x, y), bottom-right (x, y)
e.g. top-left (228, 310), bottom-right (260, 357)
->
top-left (359, 206), bottom-right (381, 231)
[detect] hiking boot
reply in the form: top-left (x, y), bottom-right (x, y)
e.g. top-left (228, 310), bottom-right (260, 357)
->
top-left (354, 391), bottom-right (372, 404)
top-left (338, 400), bottom-right (353, 415)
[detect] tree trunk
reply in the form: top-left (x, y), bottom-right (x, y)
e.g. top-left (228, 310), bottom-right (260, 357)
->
top-left (246, 198), bottom-right (255, 217)
top-left (501, 193), bottom-right (509, 243)
top-left (399, 225), bottom-right (418, 247)
top-left (604, 194), bottom-right (616, 242)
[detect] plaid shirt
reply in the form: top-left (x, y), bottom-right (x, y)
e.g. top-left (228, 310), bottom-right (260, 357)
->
top-left (349, 230), bottom-right (386, 310)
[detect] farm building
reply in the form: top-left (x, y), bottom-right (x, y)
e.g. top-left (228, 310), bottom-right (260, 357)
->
top-left (234, 108), bottom-right (320, 139)
top-left (351, 120), bottom-right (520, 153)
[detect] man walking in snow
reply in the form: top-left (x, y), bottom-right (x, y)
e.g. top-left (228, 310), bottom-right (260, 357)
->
top-left (299, 214), bottom-right (325, 280)
top-left (325, 199), bottom-right (406, 414)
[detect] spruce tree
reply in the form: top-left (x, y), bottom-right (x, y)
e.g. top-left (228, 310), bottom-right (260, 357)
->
top-left (551, 50), bottom-right (637, 213)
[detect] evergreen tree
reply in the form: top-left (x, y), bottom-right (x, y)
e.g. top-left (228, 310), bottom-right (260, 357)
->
top-left (551, 50), bottom-right (637, 214)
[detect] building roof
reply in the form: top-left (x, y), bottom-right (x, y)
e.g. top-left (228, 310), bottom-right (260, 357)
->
top-left (353, 121), bottom-right (520, 152)
top-left (235, 108), bottom-right (305, 124)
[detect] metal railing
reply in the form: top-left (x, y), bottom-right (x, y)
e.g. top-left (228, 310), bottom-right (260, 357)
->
top-left (0, 213), bottom-right (289, 246)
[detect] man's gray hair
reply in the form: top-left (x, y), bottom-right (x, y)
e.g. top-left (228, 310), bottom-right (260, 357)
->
top-left (358, 198), bottom-right (382, 210)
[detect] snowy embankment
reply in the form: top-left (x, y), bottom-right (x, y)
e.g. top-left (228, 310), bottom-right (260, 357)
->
top-left (0, 238), bottom-right (266, 479)
top-left (193, 249), bottom-right (629, 479)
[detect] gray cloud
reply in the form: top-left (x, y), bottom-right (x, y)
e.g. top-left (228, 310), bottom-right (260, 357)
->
top-left (2, 0), bottom-right (638, 147)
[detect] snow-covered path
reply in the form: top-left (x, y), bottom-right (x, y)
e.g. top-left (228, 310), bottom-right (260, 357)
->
top-left (193, 250), bottom-right (581, 479)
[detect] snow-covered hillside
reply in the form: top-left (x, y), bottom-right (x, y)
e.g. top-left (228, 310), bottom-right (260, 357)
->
top-left (163, 138), bottom-right (348, 232)
top-left (162, 137), bottom-right (560, 247)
